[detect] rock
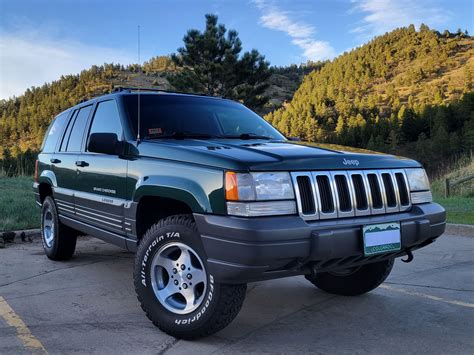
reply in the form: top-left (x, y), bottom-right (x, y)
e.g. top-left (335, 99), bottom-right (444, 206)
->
top-left (2, 232), bottom-right (15, 243)
top-left (0, 237), bottom-right (4, 248)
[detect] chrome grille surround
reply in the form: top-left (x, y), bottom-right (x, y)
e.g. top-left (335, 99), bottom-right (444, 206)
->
top-left (291, 169), bottom-right (411, 221)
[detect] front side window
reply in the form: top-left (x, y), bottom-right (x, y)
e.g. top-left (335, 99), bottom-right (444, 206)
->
top-left (123, 94), bottom-right (285, 140)
top-left (41, 111), bottom-right (69, 153)
top-left (88, 100), bottom-right (123, 142)
top-left (66, 105), bottom-right (92, 152)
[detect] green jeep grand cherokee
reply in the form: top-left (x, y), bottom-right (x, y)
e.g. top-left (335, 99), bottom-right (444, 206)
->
top-left (33, 88), bottom-right (446, 339)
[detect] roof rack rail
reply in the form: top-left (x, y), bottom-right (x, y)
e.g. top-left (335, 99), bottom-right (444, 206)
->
top-left (111, 86), bottom-right (220, 98)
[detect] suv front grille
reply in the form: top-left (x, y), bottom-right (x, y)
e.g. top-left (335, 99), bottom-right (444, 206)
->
top-left (296, 175), bottom-right (315, 215)
top-left (335, 175), bottom-right (351, 212)
top-left (317, 175), bottom-right (334, 213)
top-left (381, 173), bottom-right (397, 207)
top-left (351, 174), bottom-right (368, 210)
top-left (291, 169), bottom-right (411, 220)
top-left (367, 173), bottom-right (383, 209)
top-left (395, 172), bottom-right (410, 206)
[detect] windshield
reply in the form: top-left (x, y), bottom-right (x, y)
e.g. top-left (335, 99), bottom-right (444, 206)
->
top-left (123, 94), bottom-right (286, 140)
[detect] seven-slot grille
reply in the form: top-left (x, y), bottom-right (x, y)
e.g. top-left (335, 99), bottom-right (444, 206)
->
top-left (291, 170), bottom-right (411, 220)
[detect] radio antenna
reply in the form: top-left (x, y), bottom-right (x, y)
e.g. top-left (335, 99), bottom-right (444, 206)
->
top-left (137, 24), bottom-right (141, 144)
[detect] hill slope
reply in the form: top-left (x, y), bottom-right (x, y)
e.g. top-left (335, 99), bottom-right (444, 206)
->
top-left (0, 56), bottom-right (316, 170)
top-left (1, 26), bottom-right (473, 175)
top-left (265, 26), bottom-right (474, 172)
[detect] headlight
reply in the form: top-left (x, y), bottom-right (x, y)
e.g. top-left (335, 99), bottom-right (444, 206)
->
top-left (225, 171), bottom-right (296, 216)
top-left (405, 168), bottom-right (430, 191)
top-left (405, 168), bottom-right (432, 204)
top-left (252, 172), bottom-right (294, 200)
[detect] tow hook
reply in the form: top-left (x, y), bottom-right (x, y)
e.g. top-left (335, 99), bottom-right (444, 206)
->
top-left (401, 249), bottom-right (414, 263)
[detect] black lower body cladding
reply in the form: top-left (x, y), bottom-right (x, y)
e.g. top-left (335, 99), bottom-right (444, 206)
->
top-left (194, 203), bottom-right (446, 284)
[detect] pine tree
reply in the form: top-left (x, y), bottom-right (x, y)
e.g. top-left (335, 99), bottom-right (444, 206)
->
top-left (169, 14), bottom-right (270, 110)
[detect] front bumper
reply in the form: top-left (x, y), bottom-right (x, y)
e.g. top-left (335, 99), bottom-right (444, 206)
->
top-left (194, 203), bottom-right (446, 284)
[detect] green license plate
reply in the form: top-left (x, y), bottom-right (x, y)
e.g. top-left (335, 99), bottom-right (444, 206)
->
top-left (363, 222), bottom-right (401, 256)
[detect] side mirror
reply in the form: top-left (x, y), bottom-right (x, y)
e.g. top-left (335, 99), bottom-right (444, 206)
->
top-left (87, 133), bottom-right (119, 155)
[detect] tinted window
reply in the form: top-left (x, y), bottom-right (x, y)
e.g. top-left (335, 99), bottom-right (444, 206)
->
top-left (41, 112), bottom-right (69, 153)
top-left (88, 100), bottom-right (123, 141)
top-left (66, 105), bottom-right (92, 152)
top-left (59, 110), bottom-right (78, 152)
top-left (123, 95), bottom-right (285, 140)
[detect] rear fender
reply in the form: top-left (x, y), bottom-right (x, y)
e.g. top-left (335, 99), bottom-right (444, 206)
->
top-left (38, 169), bottom-right (57, 187)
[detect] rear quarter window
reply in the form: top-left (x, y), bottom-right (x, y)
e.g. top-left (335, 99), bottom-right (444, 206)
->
top-left (41, 112), bottom-right (69, 153)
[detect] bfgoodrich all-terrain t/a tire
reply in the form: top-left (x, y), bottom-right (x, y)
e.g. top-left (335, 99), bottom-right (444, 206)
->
top-left (305, 258), bottom-right (395, 296)
top-left (134, 215), bottom-right (247, 339)
top-left (41, 196), bottom-right (77, 261)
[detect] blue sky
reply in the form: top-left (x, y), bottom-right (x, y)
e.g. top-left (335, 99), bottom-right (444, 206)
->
top-left (1, 0), bottom-right (472, 98)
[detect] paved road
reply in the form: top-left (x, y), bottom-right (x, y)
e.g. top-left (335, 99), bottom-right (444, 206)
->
top-left (0, 233), bottom-right (473, 354)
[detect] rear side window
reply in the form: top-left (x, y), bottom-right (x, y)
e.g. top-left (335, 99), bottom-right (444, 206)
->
top-left (88, 100), bottom-right (123, 141)
top-left (66, 105), bottom-right (93, 152)
top-left (41, 112), bottom-right (69, 153)
top-left (59, 110), bottom-right (78, 152)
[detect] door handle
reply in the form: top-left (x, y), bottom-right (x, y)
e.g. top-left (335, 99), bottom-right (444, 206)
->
top-left (75, 160), bottom-right (89, 167)
top-left (50, 158), bottom-right (61, 164)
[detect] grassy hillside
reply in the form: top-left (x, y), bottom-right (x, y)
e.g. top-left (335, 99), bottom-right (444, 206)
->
top-left (432, 155), bottom-right (474, 224)
top-left (265, 26), bottom-right (474, 173)
top-left (431, 155), bottom-right (474, 196)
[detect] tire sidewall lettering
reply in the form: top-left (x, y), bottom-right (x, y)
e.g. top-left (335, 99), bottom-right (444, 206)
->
top-left (134, 218), bottom-right (244, 337)
top-left (141, 231), bottom-right (180, 287)
top-left (139, 227), bottom-right (216, 328)
top-left (174, 274), bottom-right (214, 326)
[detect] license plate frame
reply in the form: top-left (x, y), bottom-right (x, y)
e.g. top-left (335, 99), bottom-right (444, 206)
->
top-left (362, 222), bottom-right (401, 256)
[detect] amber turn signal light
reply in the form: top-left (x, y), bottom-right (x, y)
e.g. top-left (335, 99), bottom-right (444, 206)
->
top-left (225, 172), bottom-right (239, 201)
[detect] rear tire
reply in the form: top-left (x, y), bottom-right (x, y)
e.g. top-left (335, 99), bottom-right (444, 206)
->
top-left (305, 258), bottom-right (394, 296)
top-left (41, 196), bottom-right (77, 261)
top-left (134, 214), bottom-right (246, 339)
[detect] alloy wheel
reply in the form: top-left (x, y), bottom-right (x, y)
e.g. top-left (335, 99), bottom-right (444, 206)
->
top-left (150, 242), bottom-right (207, 314)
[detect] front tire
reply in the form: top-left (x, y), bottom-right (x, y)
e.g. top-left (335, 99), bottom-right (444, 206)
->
top-left (305, 258), bottom-right (394, 296)
top-left (134, 215), bottom-right (246, 339)
top-left (41, 196), bottom-right (77, 261)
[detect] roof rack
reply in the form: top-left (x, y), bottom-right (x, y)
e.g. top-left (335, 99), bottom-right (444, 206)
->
top-left (111, 86), bottom-right (220, 98)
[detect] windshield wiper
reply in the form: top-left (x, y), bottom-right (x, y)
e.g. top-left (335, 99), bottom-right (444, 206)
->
top-left (145, 132), bottom-right (216, 140)
top-left (221, 133), bottom-right (272, 140)
top-left (146, 132), bottom-right (272, 140)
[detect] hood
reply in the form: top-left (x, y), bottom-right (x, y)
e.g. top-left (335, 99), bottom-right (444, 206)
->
top-left (136, 139), bottom-right (421, 171)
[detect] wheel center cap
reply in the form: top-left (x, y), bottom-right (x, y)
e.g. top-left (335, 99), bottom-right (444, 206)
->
top-left (176, 270), bottom-right (187, 283)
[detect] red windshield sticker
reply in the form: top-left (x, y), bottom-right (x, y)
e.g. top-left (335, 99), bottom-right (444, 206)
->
top-left (148, 128), bottom-right (163, 135)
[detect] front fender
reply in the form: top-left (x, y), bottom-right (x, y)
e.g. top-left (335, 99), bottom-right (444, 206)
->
top-left (132, 175), bottom-right (222, 214)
